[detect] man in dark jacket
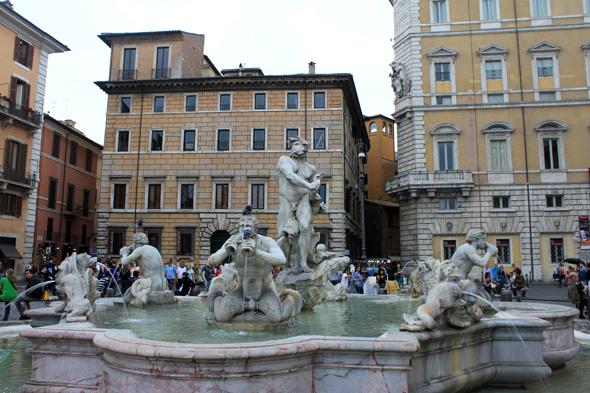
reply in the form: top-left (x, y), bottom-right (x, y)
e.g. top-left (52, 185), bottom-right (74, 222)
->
top-left (15, 269), bottom-right (43, 319)
top-left (175, 272), bottom-right (196, 296)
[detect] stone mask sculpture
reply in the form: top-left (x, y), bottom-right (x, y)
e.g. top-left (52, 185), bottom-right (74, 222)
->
top-left (54, 252), bottom-right (99, 323)
top-left (206, 213), bottom-right (302, 329)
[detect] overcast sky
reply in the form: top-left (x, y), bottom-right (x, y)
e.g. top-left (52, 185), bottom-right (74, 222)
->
top-left (15, 0), bottom-right (395, 145)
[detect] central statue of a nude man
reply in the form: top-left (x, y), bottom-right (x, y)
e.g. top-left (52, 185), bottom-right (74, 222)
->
top-left (207, 214), bottom-right (301, 324)
top-left (276, 136), bottom-right (325, 274)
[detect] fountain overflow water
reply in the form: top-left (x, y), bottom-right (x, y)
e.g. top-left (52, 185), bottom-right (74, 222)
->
top-left (95, 261), bottom-right (130, 320)
top-left (1, 281), bottom-right (56, 320)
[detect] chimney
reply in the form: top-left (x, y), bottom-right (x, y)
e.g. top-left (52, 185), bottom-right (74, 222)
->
top-left (239, 63), bottom-right (243, 77)
top-left (308, 61), bottom-right (316, 75)
top-left (64, 119), bottom-right (76, 128)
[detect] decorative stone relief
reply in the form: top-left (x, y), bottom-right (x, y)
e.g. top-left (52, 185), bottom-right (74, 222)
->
top-left (389, 61), bottom-right (411, 99)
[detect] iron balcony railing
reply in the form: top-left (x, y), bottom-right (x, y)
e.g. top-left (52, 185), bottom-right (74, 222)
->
top-left (152, 68), bottom-right (171, 79)
top-left (118, 69), bottom-right (137, 80)
top-left (253, 140), bottom-right (265, 150)
top-left (0, 165), bottom-right (33, 186)
top-left (44, 231), bottom-right (92, 245)
top-left (0, 97), bottom-right (42, 126)
top-left (64, 205), bottom-right (84, 216)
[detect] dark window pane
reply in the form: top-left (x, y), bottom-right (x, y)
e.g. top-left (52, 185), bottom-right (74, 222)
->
top-left (254, 93), bottom-right (266, 109)
top-left (48, 179), bottom-right (57, 209)
top-left (220, 94), bottom-right (231, 110)
top-left (180, 231), bottom-right (193, 255)
top-left (180, 184), bottom-right (194, 209)
top-left (118, 131), bottom-right (129, 152)
top-left (66, 184), bottom-right (74, 211)
top-left (70, 141), bottom-right (77, 166)
top-left (184, 130), bottom-right (195, 151)
top-left (85, 149), bottom-right (93, 172)
top-left (319, 184), bottom-right (326, 204)
top-left (151, 130), bottom-right (163, 151)
top-left (435, 63), bottom-right (450, 81)
top-left (286, 129), bottom-right (298, 149)
top-left (218, 130), bottom-right (229, 150)
top-left (148, 184), bottom-right (161, 209)
top-left (113, 184), bottom-right (126, 209)
top-left (314, 92), bottom-right (325, 108)
top-left (314, 128), bottom-right (325, 149)
top-left (253, 129), bottom-right (265, 150)
top-left (154, 96), bottom-right (165, 112)
top-left (551, 139), bottom-right (559, 169)
top-left (122, 49), bottom-right (136, 79)
top-left (556, 196), bottom-right (563, 207)
top-left (216, 184), bottom-right (228, 209)
top-left (83, 189), bottom-right (90, 216)
top-left (185, 95), bottom-right (197, 111)
top-left (46, 218), bottom-right (53, 241)
top-left (287, 93), bottom-right (298, 109)
top-left (251, 184), bottom-right (264, 209)
top-left (52, 133), bottom-right (60, 158)
top-left (493, 197), bottom-right (500, 209)
top-left (121, 97), bottom-right (131, 113)
top-left (155, 47), bottom-right (169, 78)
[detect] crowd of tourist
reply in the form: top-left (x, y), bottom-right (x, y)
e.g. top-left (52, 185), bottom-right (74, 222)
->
top-left (331, 261), bottom-right (405, 294)
top-left (481, 261), bottom-right (527, 298)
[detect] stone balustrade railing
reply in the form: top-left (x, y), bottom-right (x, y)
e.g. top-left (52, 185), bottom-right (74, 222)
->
top-left (385, 170), bottom-right (474, 198)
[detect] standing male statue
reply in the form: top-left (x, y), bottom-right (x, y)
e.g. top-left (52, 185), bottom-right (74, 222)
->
top-left (119, 232), bottom-right (167, 292)
top-left (276, 136), bottom-right (325, 274)
top-left (451, 229), bottom-right (498, 280)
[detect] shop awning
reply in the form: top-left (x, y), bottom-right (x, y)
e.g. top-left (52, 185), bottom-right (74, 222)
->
top-left (0, 244), bottom-right (23, 259)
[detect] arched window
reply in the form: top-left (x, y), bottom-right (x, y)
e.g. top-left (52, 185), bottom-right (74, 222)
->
top-left (382, 123), bottom-right (387, 133)
top-left (369, 122), bottom-right (377, 133)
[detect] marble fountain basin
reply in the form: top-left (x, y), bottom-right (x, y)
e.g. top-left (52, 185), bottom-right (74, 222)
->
top-left (19, 297), bottom-right (578, 393)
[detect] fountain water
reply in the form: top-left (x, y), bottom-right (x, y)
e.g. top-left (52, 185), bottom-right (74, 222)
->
top-left (1, 280), bottom-right (55, 320)
top-left (95, 261), bottom-right (129, 320)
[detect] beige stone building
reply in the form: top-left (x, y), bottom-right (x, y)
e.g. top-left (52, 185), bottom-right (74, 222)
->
top-left (387, 0), bottom-right (590, 280)
top-left (95, 31), bottom-right (369, 269)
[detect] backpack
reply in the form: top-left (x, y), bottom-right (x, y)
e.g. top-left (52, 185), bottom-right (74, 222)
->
top-left (568, 283), bottom-right (580, 304)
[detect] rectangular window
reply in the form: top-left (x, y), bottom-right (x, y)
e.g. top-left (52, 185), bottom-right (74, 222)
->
top-left (388, 235), bottom-right (394, 248)
top-left (81, 225), bottom-right (87, 245)
top-left (435, 63), bottom-right (450, 81)
top-left (180, 184), bottom-right (194, 209)
top-left (543, 139), bottom-right (559, 169)
top-left (151, 130), bottom-right (163, 151)
top-left (215, 184), bottom-right (229, 209)
top-left (313, 92), bottom-right (326, 108)
top-left (178, 228), bottom-right (193, 256)
top-left (546, 195), bottom-right (563, 208)
top-left (253, 129), bottom-right (265, 150)
top-left (537, 58), bottom-right (553, 77)
top-left (147, 184), bottom-right (161, 209)
top-left (69, 141), bottom-right (78, 166)
top-left (254, 93), bottom-right (266, 110)
top-left (46, 218), bottom-right (53, 241)
top-left (387, 212), bottom-right (395, 227)
top-left (65, 221), bottom-right (72, 243)
top-left (153, 96), bottom-right (165, 112)
top-left (85, 149), bottom-right (93, 172)
top-left (113, 184), bottom-right (126, 209)
top-left (83, 189), bottom-right (90, 216)
top-left (183, 130), bottom-right (195, 151)
top-left (490, 140), bottom-right (507, 170)
top-left (433, 0), bottom-right (448, 23)
top-left (439, 198), bottom-right (457, 210)
top-left (48, 178), bottom-right (57, 209)
top-left (488, 94), bottom-right (504, 103)
top-left (287, 92), bottom-right (298, 109)
top-left (0, 194), bottom-right (21, 216)
top-left (438, 141), bottom-right (454, 170)
top-left (319, 184), bottom-right (327, 205)
top-left (251, 184), bottom-right (265, 209)
top-left (493, 196), bottom-right (510, 208)
top-left (219, 94), bottom-right (231, 110)
top-left (550, 238), bottom-right (564, 264)
top-left (496, 239), bottom-right (511, 264)
top-left (146, 228), bottom-right (161, 251)
top-left (66, 184), bottom-right (74, 211)
top-left (14, 37), bottom-right (33, 68)
top-left (117, 130), bottom-right (129, 152)
top-left (217, 129), bottom-right (230, 151)
top-left (109, 228), bottom-right (126, 255)
top-left (486, 60), bottom-right (502, 80)
top-left (539, 92), bottom-right (556, 101)
top-left (122, 48), bottom-right (136, 80)
top-left (286, 128), bottom-right (298, 149)
top-left (314, 128), bottom-right (326, 150)
top-left (482, 0), bottom-right (498, 19)
top-left (120, 97), bottom-right (131, 113)
top-left (532, 0), bottom-right (548, 17)
top-left (185, 95), bottom-right (197, 112)
top-left (436, 96), bottom-right (452, 105)
top-left (155, 47), bottom-right (169, 78)
top-left (52, 133), bottom-right (61, 158)
top-left (443, 240), bottom-right (456, 259)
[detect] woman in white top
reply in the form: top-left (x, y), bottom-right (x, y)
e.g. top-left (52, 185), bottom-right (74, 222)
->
top-left (340, 271), bottom-right (350, 293)
top-left (129, 261), bottom-right (140, 276)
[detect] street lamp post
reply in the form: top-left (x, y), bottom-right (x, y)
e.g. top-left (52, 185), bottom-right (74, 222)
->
top-left (357, 142), bottom-right (367, 262)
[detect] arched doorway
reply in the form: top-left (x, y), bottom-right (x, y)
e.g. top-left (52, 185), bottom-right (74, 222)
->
top-left (210, 231), bottom-right (231, 263)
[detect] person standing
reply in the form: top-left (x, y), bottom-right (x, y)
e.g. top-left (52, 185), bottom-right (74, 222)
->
top-left (119, 265), bottom-right (131, 295)
top-left (352, 265), bottom-right (364, 294)
top-left (186, 264), bottom-right (195, 282)
top-left (491, 261), bottom-right (500, 284)
top-left (512, 270), bottom-right (526, 297)
top-left (15, 269), bottom-right (43, 319)
top-left (579, 263), bottom-right (587, 286)
top-left (176, 261), bottom-right (187, 290)
top-left (567, 273), bottom-right (586, 319)
top-left (164, 259), bottom-right (176, 290)
top-left (341, 269), bottom-right (350, 293)
top-left (0, 269), bottom-right (18, 321)
top-left (201, 263), bottom-right (214, 291)
top-left (556, 263), bottom-right (564, 288)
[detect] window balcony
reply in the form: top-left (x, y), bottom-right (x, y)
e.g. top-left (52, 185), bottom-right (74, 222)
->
top-left (0, 165), bottom-right (36, 192)
top-left (385, 170), bottom-right (474, 199)
top-left (0, 96), bottom-right (42, 130)
top-left (152, 68), bottom-right (171, 79)
top-left (63, 205), bottom-right (84, 217)
top-left (118, 69), bottom-right (137, 80)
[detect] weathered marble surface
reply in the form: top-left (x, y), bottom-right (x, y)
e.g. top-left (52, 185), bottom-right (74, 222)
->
top-left (54, 252), bottom-right (99, 322)
top-left (20, 305), bottom-right (577, 392)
